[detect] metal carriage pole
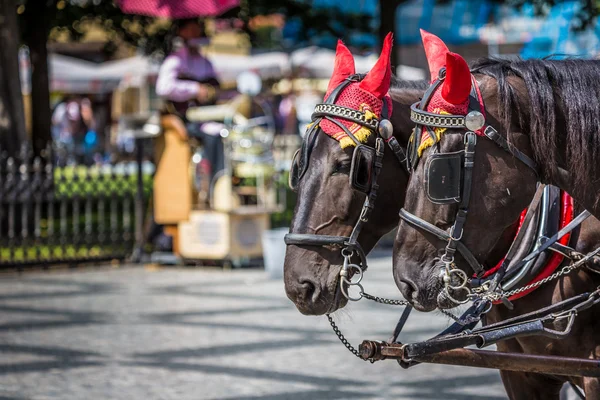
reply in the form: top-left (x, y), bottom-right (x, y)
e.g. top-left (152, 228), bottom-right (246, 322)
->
top-left (359, 341), bottom-right (600, 377)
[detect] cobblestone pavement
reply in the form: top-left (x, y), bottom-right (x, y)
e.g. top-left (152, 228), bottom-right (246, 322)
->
top-left (0, 252), bottom-right (556, 400)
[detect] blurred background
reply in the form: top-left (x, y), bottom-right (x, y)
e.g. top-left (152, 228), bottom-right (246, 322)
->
top-left (0, 0), bottom-right (597, 399)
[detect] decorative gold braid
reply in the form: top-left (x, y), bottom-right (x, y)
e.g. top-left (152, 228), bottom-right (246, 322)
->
top-left (417, 109), bottom-right (451, 156)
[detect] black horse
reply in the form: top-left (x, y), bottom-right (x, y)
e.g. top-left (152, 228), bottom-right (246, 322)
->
top-left (283, 35), bottom-right (427, 315)
top-left (393, 30), bottom-right (600, 399)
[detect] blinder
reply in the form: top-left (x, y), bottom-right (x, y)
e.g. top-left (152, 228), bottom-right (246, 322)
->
top-left (288, 148), bottom-right (301, 191)
top-left (350, 145), bottom-right (375, 193)
top-left (425, 150), bottom-right (463, 204)
top-left (288, 124), bottom-right (319, 192)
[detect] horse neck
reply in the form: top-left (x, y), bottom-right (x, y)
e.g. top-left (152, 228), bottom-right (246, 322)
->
top-left (389, 86), bottom-right (425, 146)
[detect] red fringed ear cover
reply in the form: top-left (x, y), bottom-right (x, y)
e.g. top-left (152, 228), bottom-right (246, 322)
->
top-left (420, 30), bottom-right (470, 115)
top-left (442, 52), bottom-right (471, 105)
top-left (420, 29), bottom-right (449, 82)
top-left (325, 40), bottom-right (356, 99)
top-left (359, 32), bottom-right (393, 99)
top-left (319, 33), bottom-right (394, 147)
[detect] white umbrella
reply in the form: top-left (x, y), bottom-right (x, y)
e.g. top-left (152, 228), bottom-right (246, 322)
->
top-left (48, 54), bottom-right (120, 94)
top-left (290, 46), bottom-right (425, 81)
top-left (208, 52), bottom-right (290, 83)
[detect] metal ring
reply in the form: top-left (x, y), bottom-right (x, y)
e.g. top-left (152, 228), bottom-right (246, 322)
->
top-left (444, 286), bottom-right (471, 305)
top-left (446, 268), bottom-right (469, 291)
top-left (341, 248), bottom-right (354, 258)
top-left (345, 263), bottom-right (363, 285)
top-left (340, 278), bottom-right (364, 301)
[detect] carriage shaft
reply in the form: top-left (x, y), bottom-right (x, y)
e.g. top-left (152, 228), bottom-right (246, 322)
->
top-left (359, 341), bottom-right (600, 377)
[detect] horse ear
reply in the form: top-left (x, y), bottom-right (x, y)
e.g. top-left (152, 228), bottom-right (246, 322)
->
top-left (420, 29), bottom-right (449, 81)
top-left (441, 52), bottom-right (471, 105)
top-left (325, 40), bottom-right (356, 97)
top-left (359, 32), bottom-right (393, 99)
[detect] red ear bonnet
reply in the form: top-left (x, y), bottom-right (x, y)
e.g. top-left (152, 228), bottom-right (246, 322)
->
top-left (420, 29), bottom-right (471, 113)
top-left (359, 32), bottom-right (393, 99)
top-left (442, 52), bottom-right (471, 105)
top-left (420, 29), bottom-right (449, 82)
top-left (325, 40), bottom-right (356, 98)
top-left (319, 34), bottom-right (394, 148)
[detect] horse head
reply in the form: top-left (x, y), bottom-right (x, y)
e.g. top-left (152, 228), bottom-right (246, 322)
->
top-left (393, 30), bottom-right (537, 311)
top-left (284, 34), bottom-right (424, 315)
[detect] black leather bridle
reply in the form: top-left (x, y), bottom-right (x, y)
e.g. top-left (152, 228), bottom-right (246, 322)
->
top-left (284, 74), bottom-right (409, 300)
top-left (399, 68), bottom-right (540, 290)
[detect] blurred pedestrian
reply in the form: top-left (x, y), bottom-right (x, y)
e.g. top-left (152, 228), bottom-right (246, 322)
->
top-left (51, 96), bottom-right (96, 164)
top-left (156, 18), bottom-right (224, 180)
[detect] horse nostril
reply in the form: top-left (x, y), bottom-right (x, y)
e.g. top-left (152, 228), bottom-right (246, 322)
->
top-left (398, 280), bottom-right (418, 302)
top-left (299, 279), bottom-right (318, 302)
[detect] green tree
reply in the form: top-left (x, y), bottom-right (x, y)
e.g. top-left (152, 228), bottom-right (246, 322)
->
top-left (4, 0), bottom-right (600, 157)
top-left (0, 0), bottom-right (26, 157)
top-left (18, 0), bottom-right (172, 156)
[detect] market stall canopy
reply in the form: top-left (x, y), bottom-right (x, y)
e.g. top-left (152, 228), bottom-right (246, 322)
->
top-left (48, 54), bottom-right (120, 94)
top-left (40, 48), bottom-right (422, 95)
top-left (93, 52), bottom-right (290, 88)
top-left (290, 46), bottom-right (425, 81)
top-left (117, 0), bottom-right (239, 18)
top-left (209, 52), bottom-right (290, 83)
top-left (98, 55), bottom-right (161, 88)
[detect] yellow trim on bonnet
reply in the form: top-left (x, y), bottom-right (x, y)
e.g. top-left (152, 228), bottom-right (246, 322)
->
top-left (339, 126), bottom-right (373, 149)
top-left (336, 105), bottom-right (379, 148)
top-left (416, 109), bottom-right (450, 157)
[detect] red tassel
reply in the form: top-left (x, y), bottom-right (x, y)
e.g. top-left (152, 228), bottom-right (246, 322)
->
top-left (420, 29), bottom-right (449, 81)
top-left (359, 32), bottom-right (393, 99)
top-left (441, 52), bottom-right (471, 105)
top-left (325, 40), bottom-right (356, 98)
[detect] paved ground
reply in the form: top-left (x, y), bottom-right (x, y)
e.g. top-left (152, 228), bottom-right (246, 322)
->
top-left (0, 252), bottom-right (576, 399)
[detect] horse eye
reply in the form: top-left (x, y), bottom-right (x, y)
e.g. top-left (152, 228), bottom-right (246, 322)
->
top-left (332, 160), bottom-right (351, 175)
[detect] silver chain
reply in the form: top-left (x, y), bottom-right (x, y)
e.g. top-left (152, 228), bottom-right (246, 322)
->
top-left (327, 291), bottom-right (409, 361)
top-left (439, 308), bottom-right (480, 326)
top-left (361, 291), bottom-right (410, 306)
top-left (476, 247), bottom-right (600, 302)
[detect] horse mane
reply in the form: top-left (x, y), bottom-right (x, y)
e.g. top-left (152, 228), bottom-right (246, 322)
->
top-left (389, 76), bottom-right (429, 104)
top-left (471, 57), bottom-right (600, 196)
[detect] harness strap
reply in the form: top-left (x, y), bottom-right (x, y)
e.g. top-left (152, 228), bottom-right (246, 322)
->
top-left (508, 209), bottom-right (592, 273)
top-left (284, 234), bottom-right (348, 247)
top-left (324, 116), bottom-right (362, 146)
top-left (348, 138), bottom-right (385, 246)
top-left (482, 126), bottom-right (539, 175)
top-left (399, 208), bottom-right (483, 274)
top-left (403, 289), bottom-right (600, 360)
top-left (386, 137), bottom-right (409, 172)
top-left (484, 185), bottom-right (547, 291)
top-left (388, 305), bottom-right (413, 343)
top-left (441, 132), bottom-right (476, 265)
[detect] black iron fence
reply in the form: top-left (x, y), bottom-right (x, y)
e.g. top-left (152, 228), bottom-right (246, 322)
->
top-left (0, 145), bottom-right (152, 268)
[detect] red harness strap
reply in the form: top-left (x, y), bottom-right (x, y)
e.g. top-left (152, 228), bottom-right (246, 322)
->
top-left (507, 192), bottom-right (574, 302)
top-left (478, 192), bottom-right (574, 303)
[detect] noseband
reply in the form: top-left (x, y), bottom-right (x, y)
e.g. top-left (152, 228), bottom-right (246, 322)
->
top-left (399, 68), bottom-right (540, 302)
top-left (284, 74), bottom-right (409, 301)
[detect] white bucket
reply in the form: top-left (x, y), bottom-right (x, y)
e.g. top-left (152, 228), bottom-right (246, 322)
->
top-left (262, 227), bottom-right (289, 279)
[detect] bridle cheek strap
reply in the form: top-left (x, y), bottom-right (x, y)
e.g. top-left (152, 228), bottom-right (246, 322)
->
top-left (398, 208), bottom-right (483, 274)
top-left (441, 132), bottom-right (477, 268)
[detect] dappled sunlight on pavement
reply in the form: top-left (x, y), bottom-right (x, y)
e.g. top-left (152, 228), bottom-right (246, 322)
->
top-left (0, 254), bottom-right (507, 399)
